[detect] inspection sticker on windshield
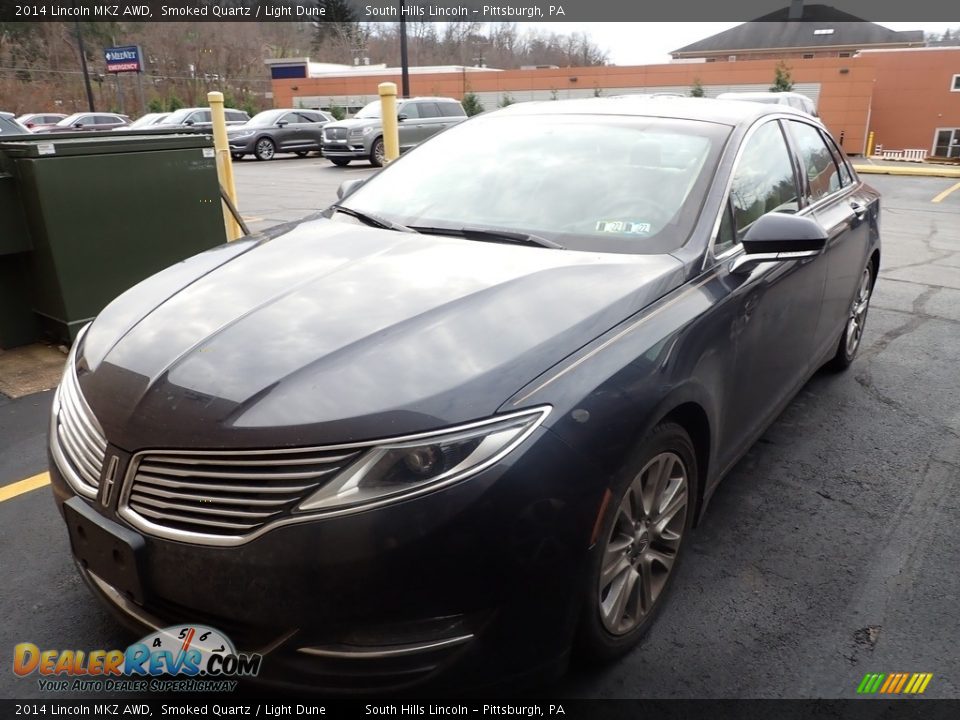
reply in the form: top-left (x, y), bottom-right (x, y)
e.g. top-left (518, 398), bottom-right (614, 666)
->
top-left (596, 220), bottom-right (651, 234)
top-left (36, 143), bottom-right (55, 156)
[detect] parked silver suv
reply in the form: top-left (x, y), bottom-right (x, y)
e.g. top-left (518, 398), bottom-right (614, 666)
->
top-left (322, 97), bottom-right (467, 167)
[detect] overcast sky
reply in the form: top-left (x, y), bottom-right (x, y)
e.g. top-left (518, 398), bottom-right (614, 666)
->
top-left (540, 23), bottom-right (960, 65)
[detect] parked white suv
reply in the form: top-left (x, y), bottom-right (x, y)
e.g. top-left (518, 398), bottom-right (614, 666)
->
top-left (716, 91), bottom-right (818, 117)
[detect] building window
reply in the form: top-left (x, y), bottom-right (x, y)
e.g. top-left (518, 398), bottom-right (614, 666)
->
top-left (706, 58), bottom-right (716, 63)
top-left (803, 53), bottom-right (815, 59)
top-left (952, 75), bottom-right (960, 92)
top-left (728, 55), bottom-right (737, 61)
top-left (839, 52), bottom-right (852, 58)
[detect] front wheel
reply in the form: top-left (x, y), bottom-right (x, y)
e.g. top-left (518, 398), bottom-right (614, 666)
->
top-left (231, 153), bottom-right (243, 161)
top-left (254, 137), bottom-right (276, 161)
top-left (294, 150), bottom-right (309, 158)
top-left (329, 158), bottom-right (351, 167)
top-left (370, 137), bottom-right (385, 167)
top-left (827, 261), bottom-right (875, 371)
top-left (576, 423), bottom-right (696, 662)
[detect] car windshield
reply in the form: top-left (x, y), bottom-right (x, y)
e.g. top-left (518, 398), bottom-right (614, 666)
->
top-left (128, 113), bottom-right (164, 128)
top-left (354, 101), bottom-right (382, 119)
top-left (0, 115), bottom-right (27, 134)
top-left (159, 109), bottom-right (195, 125)
top-left (55, 113), bottom-right (85, 126)
top-left (339, 114), bottom-right (730, 254)
top-left (245, 110), bottom-right (285, 127)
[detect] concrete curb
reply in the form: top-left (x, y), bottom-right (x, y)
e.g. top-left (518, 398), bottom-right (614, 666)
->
top-left (853, 164), bottom-right (960, 178)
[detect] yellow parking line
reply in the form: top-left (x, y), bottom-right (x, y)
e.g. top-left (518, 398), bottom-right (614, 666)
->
top-left (0, 472), bottom-right (51, 503)
top-left (932, 181), bottom-right (960, 204)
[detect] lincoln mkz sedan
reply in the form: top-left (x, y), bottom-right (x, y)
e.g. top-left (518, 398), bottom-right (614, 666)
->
top-left (50, 98), bottom-right (880, 692)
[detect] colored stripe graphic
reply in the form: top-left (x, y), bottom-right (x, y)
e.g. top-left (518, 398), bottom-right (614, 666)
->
top-left (857, 672), bottom-right (933, 695)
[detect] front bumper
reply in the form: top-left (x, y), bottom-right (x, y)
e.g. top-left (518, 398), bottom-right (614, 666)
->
top-left (321, 139), bottom-right (370, 159)
top-left (50, 427), bottom-right (602, 692)
top-left (228, 136), bottom-right (257, 153)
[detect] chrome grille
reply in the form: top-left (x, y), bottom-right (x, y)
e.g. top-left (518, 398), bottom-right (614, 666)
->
top-left (55, 365), bottom-right (107, 498)
top-left (122, 449), bottom-right (361, 539)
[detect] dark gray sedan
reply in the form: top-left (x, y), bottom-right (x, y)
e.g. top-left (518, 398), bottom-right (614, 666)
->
top-left (228, 108), bottom-right (333, 161)
top-left (49, 98), bottom-right (879, 692)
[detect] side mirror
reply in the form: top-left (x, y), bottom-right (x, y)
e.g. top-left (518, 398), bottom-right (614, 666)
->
top-left (397, 114), bottom-right (408, 122)
top-left (277, 120), bottom-right (288, 128)
top-left (73, 122), bottom-right (83, 128)
top-left (336, 178), bottom-right (365, 200)
top-left (730, 213), bottom-right (827, 274)
top-left (184, 119), bottom-right (195, 126)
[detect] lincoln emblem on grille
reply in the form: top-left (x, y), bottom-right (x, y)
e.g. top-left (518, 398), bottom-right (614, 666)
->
top-left (99, 455), bottom-right (120, 507)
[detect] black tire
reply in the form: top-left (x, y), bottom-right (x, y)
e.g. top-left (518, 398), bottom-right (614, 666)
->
top-left (294, 150), bottom-right (309, 158)
top-left (329, 158), bottom-right (351, 167)
top-left (253, 137), bottom-right (276, 161)
top-left (370, 137), bottom-right (385, 167)
top-left (231, 153), bottom-right (243, 161)
top-left (576, 423), bottom-right (697, 663)
top-left (826, 260), bottom-right (875, 372)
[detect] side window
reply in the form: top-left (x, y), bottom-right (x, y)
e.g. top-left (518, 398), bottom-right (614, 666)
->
top-left (278, 112), bottom-right (300, 125)
top-left (820, 129), bottom-right (853, 188)
top-left (787, 120), bottom-right (843, 202)
top-left (297, 112), bottom-right (321, 123)
top-left (727, 121), bottom-right (800, 243)
top-left (715, 201), bottom-right (737, 254)
top-left (195, 110), bottom-right (212, 124)
top-left (227, 111), bottom-right (248, 122)
top-left (417, 102), bottom-right (442, 118)
top-left (439, 102), bottom-right (466, 118)
top-left (399, 103), bottom-right (420, 119)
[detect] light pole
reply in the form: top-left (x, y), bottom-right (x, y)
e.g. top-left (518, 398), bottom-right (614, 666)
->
top-left (74, 21), bottom-right (96, 112)
top-left (398, 6), bottom-right (410, 98)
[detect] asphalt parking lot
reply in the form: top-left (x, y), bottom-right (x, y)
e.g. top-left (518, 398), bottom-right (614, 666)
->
top-left (1, 168), bottom-right (958, 699)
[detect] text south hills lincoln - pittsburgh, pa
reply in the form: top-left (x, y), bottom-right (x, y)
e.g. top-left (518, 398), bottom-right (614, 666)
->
top-left (362, 4), bottom-right (566, 18)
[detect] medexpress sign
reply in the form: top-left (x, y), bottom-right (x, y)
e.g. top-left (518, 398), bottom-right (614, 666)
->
top-left (104, 45), bottom-right (142, 73)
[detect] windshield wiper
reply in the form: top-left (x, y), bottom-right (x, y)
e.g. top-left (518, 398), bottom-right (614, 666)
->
top-left (331, 205), bottom-right (418, 234)
top-left (412, 225), bottom-right (564, 250)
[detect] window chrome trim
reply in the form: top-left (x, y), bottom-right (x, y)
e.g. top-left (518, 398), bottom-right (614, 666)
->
top-left (702, 113), bottom-right (854, 272)
top-left (117, 405), bottom-right (551, 548)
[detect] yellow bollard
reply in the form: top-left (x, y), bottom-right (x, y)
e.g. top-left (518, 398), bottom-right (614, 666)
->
top-left (208, 91), bottom-right (242, 241)
top-left (379, 82), bottom-right (399, 165)
top-left (866, 131), bottom-right (875, 157)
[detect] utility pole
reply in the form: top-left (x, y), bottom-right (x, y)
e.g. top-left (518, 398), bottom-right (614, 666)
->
top-left (75, 21), bottom-right (96, 112)
top-left (398, 9), bottom-right (410, 98)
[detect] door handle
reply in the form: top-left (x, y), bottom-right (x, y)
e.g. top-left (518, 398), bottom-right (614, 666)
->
top-left (849, 200), bottom-right (869, 221)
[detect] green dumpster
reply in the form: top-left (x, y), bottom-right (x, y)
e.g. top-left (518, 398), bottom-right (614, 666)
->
top-left (0, 132), bottom-right (226, 346)
top-left (0, 168), bottom-right (35, 348)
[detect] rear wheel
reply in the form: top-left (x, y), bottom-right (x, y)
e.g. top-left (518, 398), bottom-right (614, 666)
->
top-left (577, 423), bottom-right (696, 662)
top-left (329, 158), bottom-right (351, 167)
top-left (231, 153), bottom-right (243, 161)
top-left (254, 137), bottom-right (276, 161)
top-left (827, 261), bottom-right (875, 371)
top-left (370, 137), bottom-right (385, 167)
top-left (294, 150), bottom-right (309, 158)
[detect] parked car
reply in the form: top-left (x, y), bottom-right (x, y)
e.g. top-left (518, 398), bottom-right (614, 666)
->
top-left (157, 106), bottom-right (250, 130)
top-left (0, 112), bottom-right (30, 136)
top-left (15, 112), bottom-right (67, 130)
top-left (228, 108), bottom-right (333, 161)
top-left (717, 91), bottom-right (818, 116)
top-left (322, 96), bottom-right (466, 167)
top-left (119, 112), bottom-right (172, 129)
top-left (49, 97), bottom-right (879, 692)
top-left (43, 112), bottom-right (130, 132)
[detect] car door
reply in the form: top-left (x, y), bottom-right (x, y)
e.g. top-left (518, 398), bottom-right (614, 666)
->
top-left (783, 119), bottom-right (873, 361)
top-left (275, 112), bottom-right (302, 150)
top-left (414, 102), bottom-right (448, 143)
top-left (708, 118), bottom-right (828, 464)
top-left (396, 102), bottom-right (421, 151)
top-left (297, 111), bottom-right (326, 150)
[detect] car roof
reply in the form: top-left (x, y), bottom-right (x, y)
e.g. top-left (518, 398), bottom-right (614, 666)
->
top-left (402, 97), bottom-right (461, 103)
top-left (494, 96), bottom-right (812, 127)
top-left (0, 112), bottom-right (13, 119)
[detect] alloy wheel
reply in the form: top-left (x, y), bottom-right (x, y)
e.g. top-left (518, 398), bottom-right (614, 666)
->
top-left (256, 138), bottom-right (275, 160)
top-left (373, 139), bottom-right (385, 166)
top-left (599, 452), bottom-right (688, 635)
top-left (845, 267), bottom-right (873, 357)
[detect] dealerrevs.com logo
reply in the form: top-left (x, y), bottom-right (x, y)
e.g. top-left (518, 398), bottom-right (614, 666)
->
top-left (14, 625), bottom-right (262, 692)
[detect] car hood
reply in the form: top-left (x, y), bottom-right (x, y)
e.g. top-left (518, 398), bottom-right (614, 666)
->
top-left (324, 118), bottom-right (379, 131)
top-left (79, 217), bottom-right (684, 451)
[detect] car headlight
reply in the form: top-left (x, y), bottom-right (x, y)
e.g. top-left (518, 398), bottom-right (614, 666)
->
top-left (362, 126), bottom-right (375, 136)
top-left (231, 130), bottom-right (254, 139)
top-left (296, 406), bottom-right (550, 513)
